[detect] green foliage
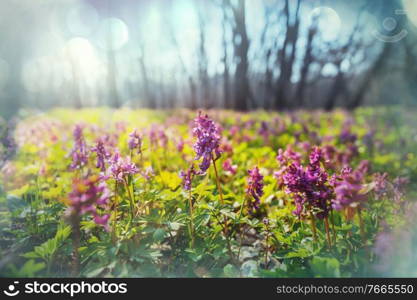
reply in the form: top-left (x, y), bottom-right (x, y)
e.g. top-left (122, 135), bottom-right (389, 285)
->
top-left (22, 224), bottom-right (71, 269)
top-left (0, 108), bottom-right (416, 277)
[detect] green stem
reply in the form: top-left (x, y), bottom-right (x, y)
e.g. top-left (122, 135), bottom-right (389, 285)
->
top-left (330, 209), bottom-right (337, 244)
top-left (211, 156), bottom-right (224, 204)
top-left (309, 209), bottom-right (318, 244)
top-left (324, 216), bottom-right (332, 249)
top-left (188, 188), bottom-right (195, 248)
top-left (112, 181), bottom-right (118, 242)
top-left (264, 227), bottom-right (269, 268)
top-left (72, 217), bottom-right (81, 276)
top-left (236, 197), bottom-right (248, 264)
top-left (357, 207), bottom-right (365, 243)
top-left (124, 178), bottom-right (135, 221)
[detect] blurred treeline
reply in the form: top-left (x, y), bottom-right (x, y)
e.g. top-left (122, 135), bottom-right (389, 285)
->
top-left (0, 0), bottom-right (417, 118)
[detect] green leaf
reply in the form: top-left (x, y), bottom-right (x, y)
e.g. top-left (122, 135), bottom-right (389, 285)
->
top-left (153, 228), bottom-right (167, 243)
top-left (309, 257), bottom-right (341, 277)
top-left (223, 264), bottom-right (239, 277)
top-left (285, 248), bottom-right (310, 259)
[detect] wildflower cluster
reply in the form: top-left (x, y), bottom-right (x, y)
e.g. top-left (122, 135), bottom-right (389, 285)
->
top-left (128, 129), bottom-right (142, 154)
top-left (192, 112), bottom-right (222, 173)
top-left (66, 175), bottom-right (111, 230)
top-left (108, 152), bottom-right (139, 182)
top-left (69, 125), bottom-right (89, 170)
top-left (331, 163), bottom-right (368, 211)
top-left (91, 138), bottom-right (111, 172)
top-left (246, 166), bottom-right (264, 213)
top-left (279, 147), bottom-right (333, 219)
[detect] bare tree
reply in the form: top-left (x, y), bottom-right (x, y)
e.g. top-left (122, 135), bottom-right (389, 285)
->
top-left (274, 0), bottom-right (301, 109)
top-left (224, 0), bottom-right (251, 111)
top-left (167, 14), bottom-right (197, 110)
top-left (294, 15), bottom-right (318, 107)
top-left (196, 3), bottom-right (211, 109)
top-left (347, 42), bottom-right (392, 110)
top-left (138, 44), bottom-right (155, 109)
top-left (221, 6), bottom-right (231, 109)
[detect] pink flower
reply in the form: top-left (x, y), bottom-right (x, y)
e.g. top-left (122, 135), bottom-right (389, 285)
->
top-left (128, 129), bottom-right (142, 154)
top-left (91, 137), bottom-right (111, 172)
top-left (192, 112), bottom-right (222, 173)
top-left (108, 151), bottom-right (139, 182)
top-left (66, 175), bottom-right (111, 230)
top-left (246, 167), bottom-right (264, 213)
top-left (69, 125), bottom-right (89, 170)
top-left (222, 159), bottom-right (237, 175)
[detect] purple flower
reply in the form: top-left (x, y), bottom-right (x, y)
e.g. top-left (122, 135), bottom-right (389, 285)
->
top-left (393, 176), bottom-right (409, 204)
top-left (69, 125), bottom-right (89, 170)
top-left (180, 166), bottom-right (195, 191)
top-left (66, 175), bottom-right (111, 230)
top-left (149, 125), bottom-right (168, 149)
top-left (339, 128), bottom-right (357, 144)
top-left (331, 166), bottom-right (367, 211)
top-left (258, 121), bottom-right (270, 142)
top-left (222, 159), bottom-right (237, 175)
top-left (363, 129), bottom-right (375, 151)
top-left (91, 138), bottom-right (110, 172)
top-left (0, 121), bottom-right (17, 164)
top-left (373, 172), bottom-right (388, 199)
top-left (356, 160), bottom-right (370, 175)
top-left (141, 166), bottom-right (155, 181)
top-left (276, 147), bottom-right (301, 166)
top-left (128, 129), bottom-right (142, 154)
top-left (192, 112), bottom-right (222, 173)
top-left (108, 151), bottom-right (139, 182)
top-left (322, 145), bottom-right (336, 169)
top-left (279, 147), bottom-right (333, 218)
top-left (93, 214), bottom-right (110, 229)
top-left (176, 138), bottom-right (185, 152)
top-left (246, 167), bottom-right (264, 213)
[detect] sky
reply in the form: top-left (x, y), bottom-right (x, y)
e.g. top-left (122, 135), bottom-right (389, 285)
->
top-left (0, 0), bottom-right (415, 107)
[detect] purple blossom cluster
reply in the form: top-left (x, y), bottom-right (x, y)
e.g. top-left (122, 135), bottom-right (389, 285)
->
top-left (180, 166), bottom-right (196, 191)
top-left (69, 125), bottom-right (89, 170)
top-left (373, 172), bottom-right (388, 199)
top-left (192, 112), bottom-right (222, 173)
top-left (0, 121), bottom-right (17, 164)
top-left (331, 164), bottom-right (368, 211)
top-left (280, 147), bottom-right (333, 219)
top-left (258, 121), bottom-right (271, 143)
top-left (246, 167), bottom-right (264, 213)
top-left (108, 152), bottom-right (139, 182)
top-left (141, 166), bottom-right (155, 181)
top-left (176, 137), bottom-right (185, 152)
top-left (393, 176), bottom-right (409, 204)
top-left (66, 175), bottom-right (111, 230)
top-left (128, 129), bottom-right (143, 154)
top-left (222, 159), bottom-right (237, 175)
top-left (91, 138), bottom-right (111, 172)
top-left (339, 127), bottom-right (357, 144)
top-left (149, 125), bottom-right (168, 149)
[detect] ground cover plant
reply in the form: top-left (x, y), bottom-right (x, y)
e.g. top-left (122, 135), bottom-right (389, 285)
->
top-left (0, 107), bottom-right (416, 277)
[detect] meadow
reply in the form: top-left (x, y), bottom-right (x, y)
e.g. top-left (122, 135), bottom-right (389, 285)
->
top-left (0, 107), bottom-right (416, 277)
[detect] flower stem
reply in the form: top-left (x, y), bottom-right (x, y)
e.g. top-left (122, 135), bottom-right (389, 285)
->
top-left (211, 156), bottom-right (224, 205)
top-left (124, 178), bottom-right (135, 221)
top-left (72, 217), bottom-right (81, 276)
top-left (309, 209), bottom-right (318, 244)
top-left (264, 225), bottom-right (270, 268)
top-left (324, 216), bottom-right (332, 249)
top-left (188, 189), bottom-right (195, 248)
top-left (236, 197), bottom-right (247, 264)
top-left (112, 181), bottom-right (118, 242)
top-left (357, 207), bottom-right (365, 243)
top-left (330, 209), bottom-right (337, 243)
